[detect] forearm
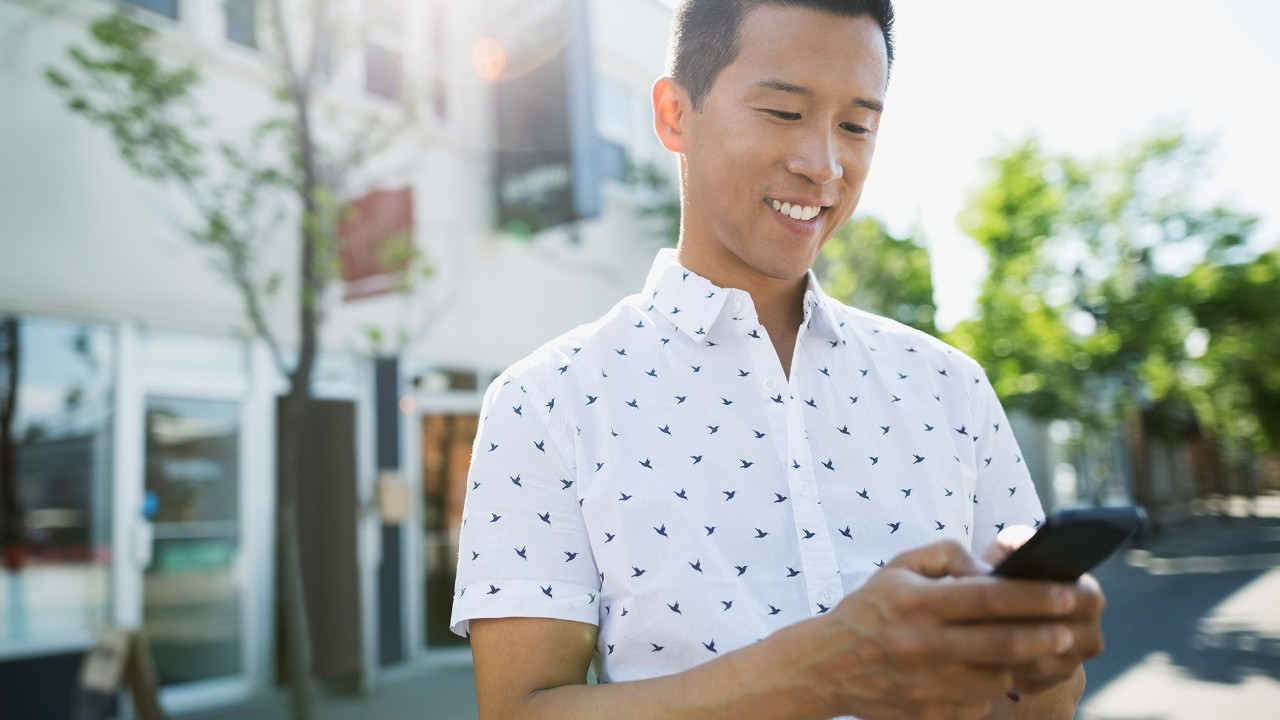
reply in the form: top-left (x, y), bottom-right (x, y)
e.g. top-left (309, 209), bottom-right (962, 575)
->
top-left (496, 623), bottom-right (832, 720)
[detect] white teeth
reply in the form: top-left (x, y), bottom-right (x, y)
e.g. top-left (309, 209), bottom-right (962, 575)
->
top-left (769, 199), bottom-right (822, 221)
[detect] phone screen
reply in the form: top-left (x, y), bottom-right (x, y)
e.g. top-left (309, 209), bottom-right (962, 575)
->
top-left (991, 506), bottom-right (1145, 582)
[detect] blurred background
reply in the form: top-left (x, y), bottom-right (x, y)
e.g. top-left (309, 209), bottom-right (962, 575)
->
top-left (0, 0), bottom-right (1276, 718)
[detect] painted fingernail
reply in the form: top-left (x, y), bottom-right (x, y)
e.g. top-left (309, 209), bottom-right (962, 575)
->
top-left (1006, 691), bottom-right (1021, 703)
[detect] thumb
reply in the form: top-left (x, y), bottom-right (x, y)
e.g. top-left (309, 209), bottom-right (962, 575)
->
top-left (980, 524), bottom-right (1038, 566)
top-left (887, 540), bottom-right (984, 579)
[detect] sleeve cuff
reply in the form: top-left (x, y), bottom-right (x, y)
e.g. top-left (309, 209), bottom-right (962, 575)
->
top-left (449, 579), bottom-right (602, 637)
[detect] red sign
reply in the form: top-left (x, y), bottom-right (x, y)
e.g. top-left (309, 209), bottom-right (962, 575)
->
top-left (339, 187), bottom-right (415, 300)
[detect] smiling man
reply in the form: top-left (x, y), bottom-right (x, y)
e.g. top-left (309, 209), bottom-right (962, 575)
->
top-left (451, 2), bottom-right (1106, 719)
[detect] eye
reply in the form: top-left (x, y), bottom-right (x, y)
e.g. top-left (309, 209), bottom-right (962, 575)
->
top-left (841, 122), bottom-right (870, 135)
top-left (762, 109), bottom-right (801, 121)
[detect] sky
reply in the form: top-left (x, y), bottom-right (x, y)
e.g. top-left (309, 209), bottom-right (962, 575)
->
top-left (658, 0), bottom-right (1280, 329)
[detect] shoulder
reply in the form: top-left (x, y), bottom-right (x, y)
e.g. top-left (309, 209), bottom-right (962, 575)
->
top-left (826, 300), bottom-right (988, 380)
top-left (490, 293), bottom-right (648, 397)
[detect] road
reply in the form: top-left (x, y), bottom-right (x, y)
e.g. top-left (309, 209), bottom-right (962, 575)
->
top-left (1078, 498), bottom-right (1280, 720)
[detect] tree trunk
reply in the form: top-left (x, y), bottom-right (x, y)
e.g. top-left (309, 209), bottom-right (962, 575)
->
top-left (278, 377), bottom-right (319, 719)
top-left (1, 318), bottom-right (26, 572)
top-left (278, 49), bottom-right (326, 718)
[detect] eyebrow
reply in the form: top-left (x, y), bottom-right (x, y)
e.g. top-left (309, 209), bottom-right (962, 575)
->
top-left (752, 79), bottom-right (884, 114)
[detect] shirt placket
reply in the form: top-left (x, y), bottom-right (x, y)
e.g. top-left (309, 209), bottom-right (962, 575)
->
top-left (750, 298), bottom-right (844, 617)
top-left (793, 307), bottom-right (844, 616)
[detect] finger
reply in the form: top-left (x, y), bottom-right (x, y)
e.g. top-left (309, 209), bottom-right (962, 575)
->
top-left (887, 540), bottom-right (985, 579)
top-left (1078, 572), bottom-right (1104, 599)
top-left (1060, 579), bottom-right (1106, 621)
top-left (1006, 618), bottom-right (1104, 686)
top-left (897, 665), bottom-right (1013, 703)
top-left (1009, 658), bottom-right (1084, 694)
top-left (918, 623), bottom-right (1074, 665)
top-left (912, 577), bottom-right (1079, 622)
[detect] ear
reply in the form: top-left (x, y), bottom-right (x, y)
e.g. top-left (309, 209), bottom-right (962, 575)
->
top-left (652, 76), bottom-right (690, 154)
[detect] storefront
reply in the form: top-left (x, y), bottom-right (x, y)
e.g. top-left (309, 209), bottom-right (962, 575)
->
top-left (0, 315), bottom-right (372, 717)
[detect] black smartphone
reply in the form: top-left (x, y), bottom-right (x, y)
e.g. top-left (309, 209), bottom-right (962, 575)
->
top-left (991, 506), bottom-right (1146, 582)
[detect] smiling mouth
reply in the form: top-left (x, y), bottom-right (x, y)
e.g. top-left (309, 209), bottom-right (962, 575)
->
top-left (767, 198), bottom-right (824, 222)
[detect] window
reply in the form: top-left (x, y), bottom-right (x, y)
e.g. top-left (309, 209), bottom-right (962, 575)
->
top-left (429, 2), bottom-right (448, 121)
top-left (595, 75), bottom-right (637, 182)
top-left (0, 317), bottom-right (115, 651)
top-left (314, 22), bottom-right (334, 79)
top-left (365, 44), bottom-right (403, 101)
top-left (225, 0), bottom-right (257, 49)
top-left (121, 0), bottom-right (178, 20)
top-left (364, 0), bottom-right (405, 101)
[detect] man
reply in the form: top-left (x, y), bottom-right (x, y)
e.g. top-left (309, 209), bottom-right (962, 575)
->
top-left (451, 1), bottom-right (1105, 718)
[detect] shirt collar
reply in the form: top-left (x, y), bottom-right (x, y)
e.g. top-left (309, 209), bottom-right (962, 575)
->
top-left (640, 249), bottom-right (845, 344)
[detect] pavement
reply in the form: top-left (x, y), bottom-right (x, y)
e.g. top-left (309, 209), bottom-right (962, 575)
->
top-left (180, 664), bottom-right (480, 720)
top-left (181, 495), bottom-right (1280, 720)
top-left (1077, 495), bottom-right (1280, 720)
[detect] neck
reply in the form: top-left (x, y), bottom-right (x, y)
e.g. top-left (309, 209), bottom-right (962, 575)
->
top-left (675, 245), bottom-right (809, 376)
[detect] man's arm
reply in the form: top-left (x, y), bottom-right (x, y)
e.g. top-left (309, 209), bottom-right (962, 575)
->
top-left (471, 541), bottom-right (1101, 720)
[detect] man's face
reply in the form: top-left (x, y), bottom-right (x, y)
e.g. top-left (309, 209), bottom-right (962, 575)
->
top-left (674, 6), bottom-right (888, 287)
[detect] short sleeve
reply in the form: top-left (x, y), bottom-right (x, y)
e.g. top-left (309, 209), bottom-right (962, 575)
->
top-left (450, 372), bottom-right (601, 637)
top-left (968, 371), bottom-right (1046, 553)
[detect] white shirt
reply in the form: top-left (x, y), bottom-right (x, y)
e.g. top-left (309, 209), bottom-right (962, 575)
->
top-left (451, 249), bottom-right (1043, 697)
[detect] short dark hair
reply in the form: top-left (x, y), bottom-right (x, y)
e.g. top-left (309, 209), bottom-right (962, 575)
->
top-left (669, 0), bottom-right (895, 110)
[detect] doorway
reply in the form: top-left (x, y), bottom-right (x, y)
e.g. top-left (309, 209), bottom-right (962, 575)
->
top-left (141, 396), bottom-right (244, 686)
top-left (420, 412), bottom-right (475, 649)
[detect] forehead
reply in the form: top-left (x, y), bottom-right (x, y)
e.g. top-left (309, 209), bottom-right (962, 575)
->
top-left (718, 5), bottom-right (888, 100)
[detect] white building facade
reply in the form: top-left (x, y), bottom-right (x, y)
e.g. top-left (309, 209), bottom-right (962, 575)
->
top-left (0, 0), bottom-right (675, 715)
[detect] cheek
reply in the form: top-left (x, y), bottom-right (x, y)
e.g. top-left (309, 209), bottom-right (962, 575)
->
top-left (843, 141), bottom-right (876, 180)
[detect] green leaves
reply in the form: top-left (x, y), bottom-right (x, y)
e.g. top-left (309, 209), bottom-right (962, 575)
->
top-left (815, 217), bottom-right (938, 335)
top-left (46, 13), bottom-right (205, 183)
top-left (950, 131), bottom-right (1278, 451)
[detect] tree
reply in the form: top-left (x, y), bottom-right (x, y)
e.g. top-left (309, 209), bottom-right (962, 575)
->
top-left (1179, 249), bottom-right (1280, 454)
top-left (946, 139), bottom-right (1083, 420)
top-left (45, 5), bottom-right (427, 717)
top-left (950, 131), bottom-right (1278, 480)
top-left (815, 216), bottom-right (938, 336)
top-left (0, 319), bottom-right (21, 572)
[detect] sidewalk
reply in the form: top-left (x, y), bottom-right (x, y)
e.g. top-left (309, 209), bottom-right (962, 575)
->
top-left (181, 665), bottom-right (479, 720)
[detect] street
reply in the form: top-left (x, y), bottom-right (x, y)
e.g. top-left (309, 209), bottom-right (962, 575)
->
top-left (1078, 498), bottom-right (1280, 719)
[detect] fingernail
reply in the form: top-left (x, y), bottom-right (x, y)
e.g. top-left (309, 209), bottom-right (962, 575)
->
top-left (1055, 626), bottom-right (1073, 653)
top-left (1054, 587), bottom-right (1077, 613)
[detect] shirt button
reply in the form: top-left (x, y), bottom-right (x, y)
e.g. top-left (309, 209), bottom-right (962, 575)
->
top-left (764, 379), bottom-right (777, 392)
top-left (798, 482), bottom-right (810, 496)
top-left (823, 592), bottom-right (834, 604)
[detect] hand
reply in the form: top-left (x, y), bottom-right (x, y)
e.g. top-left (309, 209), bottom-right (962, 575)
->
top-left (982, 527), bottom-right (1107, 695)
top-left (795, 540), bottom-right (1084, 720)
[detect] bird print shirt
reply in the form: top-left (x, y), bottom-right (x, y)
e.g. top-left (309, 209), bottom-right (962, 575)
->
top-left (451, 248), bottom-right (1044, 695)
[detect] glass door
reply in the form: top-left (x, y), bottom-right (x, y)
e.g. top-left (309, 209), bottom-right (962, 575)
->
top-left (421, 412), bottom-right (475, 649)
top-left (141, 396), bottom-right (244, 686)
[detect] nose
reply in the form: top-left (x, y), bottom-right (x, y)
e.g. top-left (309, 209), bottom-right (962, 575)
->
top-left (785, 126), bottom-right (844, 185)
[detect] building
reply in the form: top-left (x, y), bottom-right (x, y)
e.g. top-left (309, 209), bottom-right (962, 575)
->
top-left (0, 0), bottom-right (675, 715)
